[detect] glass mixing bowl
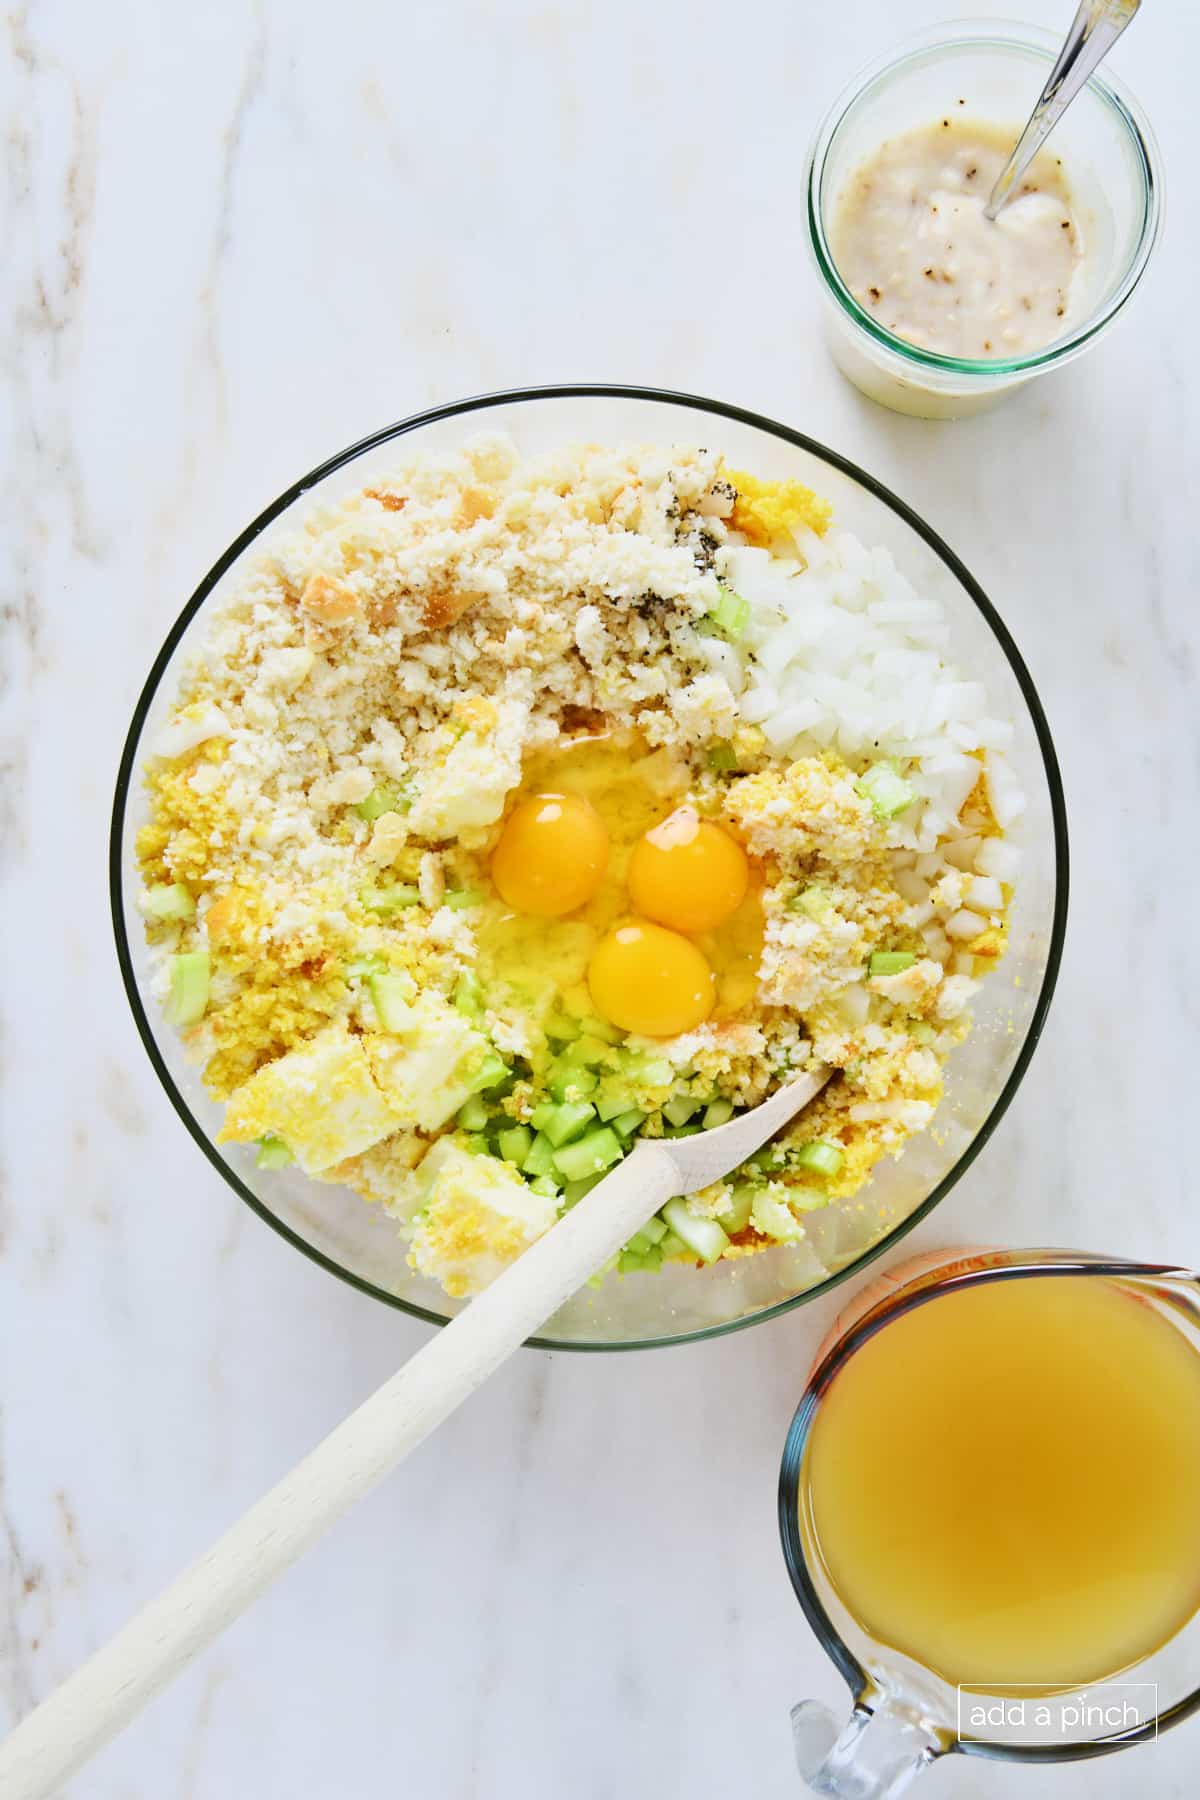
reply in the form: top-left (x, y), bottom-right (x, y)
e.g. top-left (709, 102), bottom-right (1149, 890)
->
top-left (110, 385), bottom-right (1067, 1349)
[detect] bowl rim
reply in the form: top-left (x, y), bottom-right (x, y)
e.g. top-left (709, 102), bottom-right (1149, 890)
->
top-left (109, 382), bottom-right (1069, 1352)
top-left (805, 17), bottom-right (1165, 382)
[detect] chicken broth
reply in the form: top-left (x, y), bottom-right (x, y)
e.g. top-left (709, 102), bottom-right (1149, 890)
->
top-left (800, 1274), bottom-right (1200, 1693)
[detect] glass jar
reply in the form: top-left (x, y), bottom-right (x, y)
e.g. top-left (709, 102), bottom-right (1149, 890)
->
top-left (806, 20), bottom-right (1163, 418)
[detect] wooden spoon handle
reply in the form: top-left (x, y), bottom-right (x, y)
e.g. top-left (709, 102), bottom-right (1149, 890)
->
top-left (0, 1143), bottom-right (681, 1800)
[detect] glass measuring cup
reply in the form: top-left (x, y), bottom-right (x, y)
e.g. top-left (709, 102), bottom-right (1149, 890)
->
top-left (778, 1248), bottom-right (1200, 1796)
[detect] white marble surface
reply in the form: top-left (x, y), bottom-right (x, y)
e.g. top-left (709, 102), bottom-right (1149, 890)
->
top-left (1, 1), bottom-right (1195, 1794)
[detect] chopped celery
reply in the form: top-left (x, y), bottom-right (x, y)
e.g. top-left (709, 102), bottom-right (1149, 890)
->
top-left (706, 739), bottom-right (738, 774)
top-left (702, 1098), bottom-right (734, 1129)
top-left (456, 1095), bottom-right (491, 1133)
top-left (140, 882), bottom-right (195, 922)
top-left (355, 780), bottom-right (412, 822)
top-left (346, 952), bottom-right (388, 980)
top-left (663, 1094), bottom-right (701, 1128)
top-left (165, 951), bottom-right (210, 1027)
top-left (661, 1200), bottom-right (729, 1265)
top-left (541, 1100), bottom-right (597, 1148)
top-left (620, 1052), bottom-right (675, 1087)
top-left (594, 1093), bottom-right (636, 1122)
top-left (751, 1188), bottom-right (805, 1243)
top-left (497, 1124), bottom-right (533, 1165)
top-left (869, 950), bottom-right (916, 977)
top-left (624, 1227), bottom-right (658, 1257)
top-left (522, 1133), bottom-right (558, 1178)
top-left (463, 1134), bottom-right (491, 1156)
top-left (790, 1186), bottom-right (834, 1213)
top-left (255, 1134), bottom-right (292, 1170)
top-left (745, 1144), bottom-right (784, 1173)
top-left (612, 1108), bottom-right (647, 1139)
top-left (543, 1012), bottom-right (581, 1043)
top-left (552, 1127), bottom-right (624, 1182)
top-left (663, 1123), bottom-right (702, 1138)
top-left (368, 971), bottom-right (415, 1032)
top-left (794, 1140), bottom-right (845, 1178)
top-left (444, 888), bottom-right (482, 911)
top-left (562, 1173), bottom-right (604, 1207)
top-left (716, 1184), bottom-right (755, 1235)
top-left (361, 882), bottom-right (420, 914)
top-left (856, 760), bottom-right (915, 820)
top-left (465, 1049), bottom-right (510, 1094)
top-left (708, 586), bottom-right (750, 639)
top-left (578, 1014), bottom-right (622, 1045)
top-left (618, 1245), bottom-right (662, 1273)
top-left (529, 1174), bottom-right (561, 1199)
top-left (658, 1229), bottom-right (690, 1260)
top-left (562, 1034), bottom-right (619, 1070)
top-left (454, 971), bottom-right (483, 1019)
top-left (550, 1066), bottom-right (598, 1102)
top-left (639, 1214), bottom-right (667, 1245)
top-left (529, 1100), bottom-right (558, 1133)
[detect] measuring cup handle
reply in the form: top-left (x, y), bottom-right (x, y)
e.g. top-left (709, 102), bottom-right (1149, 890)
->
top-left (791, 1697), bottom-right (942, 1798)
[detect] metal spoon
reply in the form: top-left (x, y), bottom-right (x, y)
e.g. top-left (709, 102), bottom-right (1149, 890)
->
top-left (984, 0), bottom-right (1142, 221)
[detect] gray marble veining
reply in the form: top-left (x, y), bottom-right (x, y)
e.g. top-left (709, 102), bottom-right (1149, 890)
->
top-left (1, 0), bottom-right (1196, 1794)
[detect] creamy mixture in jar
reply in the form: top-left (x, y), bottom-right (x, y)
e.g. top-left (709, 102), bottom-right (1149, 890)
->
top-left (831, 115), bottom-right (1084, 359)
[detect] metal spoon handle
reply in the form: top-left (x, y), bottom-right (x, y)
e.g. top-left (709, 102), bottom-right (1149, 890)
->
top-left (984, 0), bottom-right (1141, 220)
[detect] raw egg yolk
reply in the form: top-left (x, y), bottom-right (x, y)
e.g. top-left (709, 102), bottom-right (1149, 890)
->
top-left (627, 807), bottom-right (749, 934)
top-left (491, 792), bottom-right (608, 917)
top-left (588, 921), bottom-right (715, 1038)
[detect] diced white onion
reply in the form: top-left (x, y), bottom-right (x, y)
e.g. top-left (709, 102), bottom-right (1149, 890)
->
top-left (975, 838), bottom-right (1022, 882)
top-left (943, 836), bottom-right (982, 872)
top-left (763, 700), bottom-right (825, 746)
top-left (717, 522), bottom-right (1026, 989)
top-left (967, 874), bottom-right (1004, 911)
top-left (738, 683), bottom-right (779, 725)
top-left (984, 754), bottom-right (1027, 829)
top-left (892, 868), bottom-right (928, 903)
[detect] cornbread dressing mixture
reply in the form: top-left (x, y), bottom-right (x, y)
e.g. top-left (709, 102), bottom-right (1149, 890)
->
top-left (136, 435), bottom-right (1019, 1297)
top-left (832, 116), bottom-right (1083, 358)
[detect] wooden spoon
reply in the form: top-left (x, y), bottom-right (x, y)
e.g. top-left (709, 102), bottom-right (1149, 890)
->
top-left (0, 1067), bottom-right (830, 1799)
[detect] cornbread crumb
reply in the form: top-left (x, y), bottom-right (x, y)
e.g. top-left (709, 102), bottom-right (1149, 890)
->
top-left (138, 432), bottom-right (1013, 1298)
